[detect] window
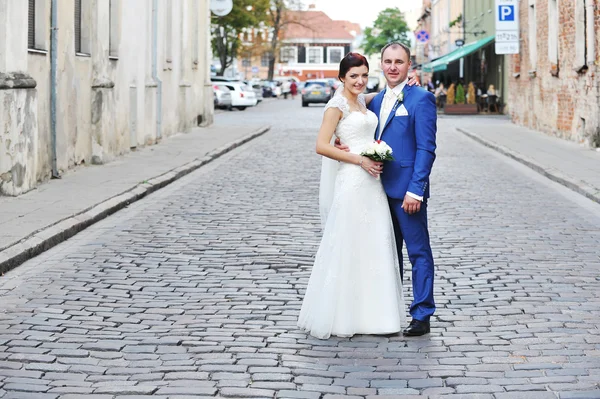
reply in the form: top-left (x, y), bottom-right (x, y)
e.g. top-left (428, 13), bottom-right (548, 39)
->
top-left (28, 0), bottom-right (47, 51)
top-left (307, 47), bottom-right (323, 64)
top-left (261, 52), bottom-right (272, 67)
top-left (192, 0), bottom-right (199, 68)
top-left (328, 47), bottom-right (343, 64)
top-left (109, 0), bottom-right (120, 58)
top-left (575, 0), bottom-right (595, 71)
top-left (242, 57), bottom-right (251, 67)
top-left (280, 46), bottom-right (297, 63)
top-left (547, 0), bottom-right (558, 74)
top-left (528, 0), bottom-right (536, 70)
top-left (75, 0), bottom-right (91, 55)
top-left (165, 0), bottom-right (173, 64)
top-left (28, 0), bottom-right (35, 49)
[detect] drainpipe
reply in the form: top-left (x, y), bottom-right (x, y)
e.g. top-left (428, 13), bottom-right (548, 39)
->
top-left (152, 0), bottom-right (162, 139)
top-left (50, 0), bottom-right (60, 178)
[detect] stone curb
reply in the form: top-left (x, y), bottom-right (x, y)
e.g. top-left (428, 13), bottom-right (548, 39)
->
top-left (0, 125), bottom-right (271, 276)
top-left (457, 127), bottom-right (600, 205)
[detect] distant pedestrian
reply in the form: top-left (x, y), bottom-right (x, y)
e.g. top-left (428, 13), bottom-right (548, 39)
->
top-left (290, 80), bottom-right (298, 99)
top-left (282, 80), bottom-right (291, 99)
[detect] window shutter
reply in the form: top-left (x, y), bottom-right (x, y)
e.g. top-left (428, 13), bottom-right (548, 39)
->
top-left (323, 47), bottom-right (327, 63)
top-left (74, 0), bottom-right (82, 53)
top-left (298, 46), bottom-right (306, 63)
top-left (28, 0), bottom-right (35, 49)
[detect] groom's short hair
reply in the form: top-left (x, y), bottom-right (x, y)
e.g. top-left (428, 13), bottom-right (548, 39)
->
top-left (381, 42), bottom-right (411, 61)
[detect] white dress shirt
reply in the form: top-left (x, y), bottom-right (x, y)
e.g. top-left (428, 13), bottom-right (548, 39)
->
top-left (379, 79), bottom-right (424, 203)
top-left (379, 79), bottom-right (408, 137)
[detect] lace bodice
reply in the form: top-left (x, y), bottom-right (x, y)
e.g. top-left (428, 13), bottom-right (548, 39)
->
top-left (325, 95), bottom-right (378, 154)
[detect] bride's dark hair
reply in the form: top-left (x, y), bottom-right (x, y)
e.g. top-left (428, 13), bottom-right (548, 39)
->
top-left (338, 52), bottom-right (369, 81)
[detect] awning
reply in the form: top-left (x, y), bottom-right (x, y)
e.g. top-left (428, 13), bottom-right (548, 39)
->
top-left (421, 35), bottom-right (495, 73)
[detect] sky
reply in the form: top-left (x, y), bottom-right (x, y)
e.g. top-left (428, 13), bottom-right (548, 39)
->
top-left (311, 0), bottom-right (421, 29)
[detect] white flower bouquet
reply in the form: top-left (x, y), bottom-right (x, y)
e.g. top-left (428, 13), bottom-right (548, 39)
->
top-left (361, 140), bottom-right (395, 162)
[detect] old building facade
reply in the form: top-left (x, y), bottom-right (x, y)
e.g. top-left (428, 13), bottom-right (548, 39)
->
top-left (0, 0), bottom-right (214, 196)
top-left (236, 9), bottom-right (358, 82)
top-left (414, 0), bottom-right (432, 68)
top-left (509, 0), bottom-right (599, 146)
top-left (429, 0), bottom-right (464, 60)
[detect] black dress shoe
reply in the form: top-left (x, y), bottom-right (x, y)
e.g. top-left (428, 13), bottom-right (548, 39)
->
top-left (403, 319), bottom-right (430, 336)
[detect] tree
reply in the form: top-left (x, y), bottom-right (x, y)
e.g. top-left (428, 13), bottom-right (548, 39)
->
top-left (467, 82), bottom-right (476, 104)
top-left (264, 0), bottom-right (305, 81)
top-left (211, 0), bottom-right (270, 76)
top-left (362, 8), bottom-right (411, 56)
top-left (446, 84), bottom-right (456, 105)
top-left (455, 83), bottom-right (465, 104)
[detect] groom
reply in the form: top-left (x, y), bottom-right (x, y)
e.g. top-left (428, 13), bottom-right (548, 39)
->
top-left (376, 42), bottom-right (437, 336)
top-left (338, 42), bottom-right (437, 336)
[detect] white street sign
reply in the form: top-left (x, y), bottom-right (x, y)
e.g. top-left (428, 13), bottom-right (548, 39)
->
top-left (210, 0), bottom-right (233, 17)
top-left (495, 0), bottom-right (519, 54)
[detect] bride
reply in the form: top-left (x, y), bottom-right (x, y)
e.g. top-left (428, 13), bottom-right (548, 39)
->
top-left (297, 53), bottom-right (406, 339)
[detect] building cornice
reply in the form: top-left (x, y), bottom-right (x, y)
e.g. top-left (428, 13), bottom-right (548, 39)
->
top-left (0, 72), bottom-right (36, 90)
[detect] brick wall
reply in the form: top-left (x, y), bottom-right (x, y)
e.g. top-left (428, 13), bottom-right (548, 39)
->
top-left (508, 0), bottom-right (600, 147)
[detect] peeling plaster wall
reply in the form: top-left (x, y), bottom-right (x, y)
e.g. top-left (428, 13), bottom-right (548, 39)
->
top-left (0, 88), bottom-right (38, 196)
top-left (0, 0), bottom-right (213, 196)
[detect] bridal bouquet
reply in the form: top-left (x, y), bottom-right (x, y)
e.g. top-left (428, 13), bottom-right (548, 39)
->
top-left (361, 140), bottom-right (395, 162)
top-left (360, 140), bottom-right (394, 180)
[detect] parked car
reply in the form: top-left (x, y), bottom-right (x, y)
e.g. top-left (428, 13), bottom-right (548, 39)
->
top-left (218, 81), bottom-right (257, 110)
top-left (244, 81), bottom-right (264, 103)
top-left (327, 78), bottom-right (342, 91)
top-left (212, 84), bottom-right (232, 110)
top-left (301, 80), bottom-right (333, 107)
top-left (211, 76), bottom-right (239, 83)
top-left (260, 81), bottom-right (275, 98)
top-left (364, 76), bottom-right (380, 94)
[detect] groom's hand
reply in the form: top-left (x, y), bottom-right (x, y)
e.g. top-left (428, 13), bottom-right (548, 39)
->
top-left (402, 195), bottom-right (421, 215)
top-left (334, 137), bottom-right (350, 152)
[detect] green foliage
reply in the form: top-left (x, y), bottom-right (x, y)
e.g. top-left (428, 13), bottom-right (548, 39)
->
top-left (455, 84), bottom-right (465, 104)
top-left (361, 8), bottom-right (411, 56)
top-left (211, 0), bottom-right (270, 75)
top-left (449, 13), bottom-right (462, 28)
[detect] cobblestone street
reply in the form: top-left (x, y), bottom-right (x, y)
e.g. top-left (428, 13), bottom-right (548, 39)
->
top-left (1, 98), bottom-right (600, 399)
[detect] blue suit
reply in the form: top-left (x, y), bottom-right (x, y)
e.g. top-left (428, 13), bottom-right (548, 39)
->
top-left (368, 85), bottom-right (437, 322)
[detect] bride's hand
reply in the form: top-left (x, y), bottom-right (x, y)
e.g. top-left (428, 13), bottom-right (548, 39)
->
top-left (407, 75), bottom-right (421, 87)
top-left (360, 157), bottom-right (383, 177)
top-left (334, 138), bottom-right (350, 152)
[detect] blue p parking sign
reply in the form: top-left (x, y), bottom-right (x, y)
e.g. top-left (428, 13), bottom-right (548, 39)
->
top-left (498, 5), bottom-right (514, 21)
top-left (495, 0), bottom-right (519, 54)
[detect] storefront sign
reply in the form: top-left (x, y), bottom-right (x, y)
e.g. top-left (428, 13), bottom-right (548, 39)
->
top-left (495, 0), bottom-right (519, 54)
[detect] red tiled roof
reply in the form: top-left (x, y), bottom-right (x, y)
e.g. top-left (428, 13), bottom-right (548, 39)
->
top-left (336, 20), bottom-right (362, 36)
top-left (282, 11), bottom-right (355, 41)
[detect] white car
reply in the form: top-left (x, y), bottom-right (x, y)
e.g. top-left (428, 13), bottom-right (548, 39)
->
top-left (219, 82), bottom-right (257, 110)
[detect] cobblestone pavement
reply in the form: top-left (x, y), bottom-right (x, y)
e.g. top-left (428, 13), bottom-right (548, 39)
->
top-left (1, 98), bottom-right (600, 399)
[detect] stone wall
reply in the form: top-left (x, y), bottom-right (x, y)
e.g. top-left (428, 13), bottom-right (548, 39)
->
top-left (0, 0), bottom-right (214, 196)
top-left (508, 0), bottom-right (599, 147)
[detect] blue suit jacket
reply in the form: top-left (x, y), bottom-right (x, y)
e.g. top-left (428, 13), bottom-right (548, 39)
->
top-left (368, 85), bottom-right (437, 199)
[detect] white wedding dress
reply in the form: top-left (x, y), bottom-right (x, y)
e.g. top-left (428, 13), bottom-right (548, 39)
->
top-left (297, 95), bottom-right (406, 339)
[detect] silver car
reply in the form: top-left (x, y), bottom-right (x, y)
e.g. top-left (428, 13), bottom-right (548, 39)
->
top-left (213, 84), bottom-right (232, 110)
top-left (301, 80), bottom-right (333, 107)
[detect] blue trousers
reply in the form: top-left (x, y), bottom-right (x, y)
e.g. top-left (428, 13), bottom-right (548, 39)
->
top-left (389, 197), bottom-right (436, 321)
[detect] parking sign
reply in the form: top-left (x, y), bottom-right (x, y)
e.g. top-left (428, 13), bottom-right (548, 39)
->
top-left (495, 0), bottom-right (519, 54)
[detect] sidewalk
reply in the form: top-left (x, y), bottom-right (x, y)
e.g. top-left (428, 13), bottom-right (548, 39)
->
top-left (456, 115), bottom-right (600, 205)
top-left (0, 121), bottom-right (270, 275)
